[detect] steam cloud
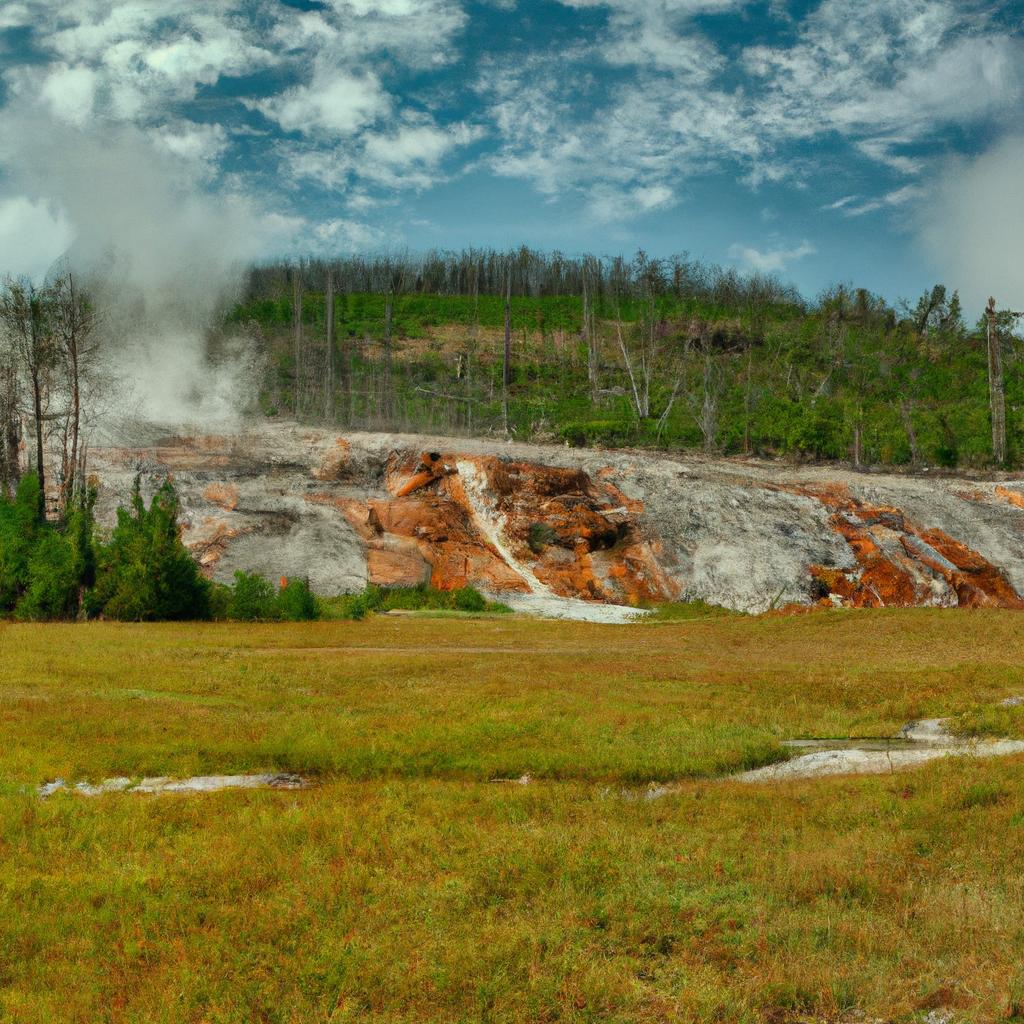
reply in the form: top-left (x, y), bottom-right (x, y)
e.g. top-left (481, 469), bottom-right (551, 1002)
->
top-left (0, 109), bottom-right (299, 432)
top-left (918, 135), bottom-right (1024, 315)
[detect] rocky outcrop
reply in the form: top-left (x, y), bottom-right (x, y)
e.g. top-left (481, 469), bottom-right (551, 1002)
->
top-left (85, 423), bottom-right (1024, 615)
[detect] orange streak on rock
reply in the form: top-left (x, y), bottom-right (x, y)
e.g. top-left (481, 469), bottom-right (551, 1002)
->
top-left (995, 485), bottom-right (1024, 510)
top-left (782, 482), bottom-right (1024, 609)
top-left (202, 483), bottom-right (239, 511)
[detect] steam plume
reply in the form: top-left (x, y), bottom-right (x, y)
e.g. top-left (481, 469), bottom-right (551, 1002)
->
top-left (0, 109), bottom-right (298, 431)
top-left (918, 135), bottom-right (1024, 314)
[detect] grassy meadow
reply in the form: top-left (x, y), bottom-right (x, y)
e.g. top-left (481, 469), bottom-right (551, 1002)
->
top-left (4, 609), bottom-right (1024, 1022)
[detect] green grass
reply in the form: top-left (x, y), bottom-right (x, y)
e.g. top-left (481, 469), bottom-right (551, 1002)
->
top-left (4, 609), bottom-right (1024, 1021)
top-left (644, 599), bottom-right (737, 622)
top-left (317, 583), bottom-right (512, 620)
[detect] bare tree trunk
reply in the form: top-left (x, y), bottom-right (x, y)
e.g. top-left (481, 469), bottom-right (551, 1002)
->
top-left (324, 271), bottom-right (335, 422)
top-left (292, 269), bottom-right (302, 419)
top-left (61, 273), bottom-right (82, 509)
top-left (987, 296), bottom-right (1007, 466)
top-left (698, 346), bottom-right (718, 452)
top-left (742, 342), bottom-right (753, 454)
top-left (615, 320), bottom-right (645, 422)
top-left (502, 269), bottom-right (511, 435)
top-left (30, 362), bottom-right (45, 518)
top-left (583, 273), bottom-right (598, 402)
top-left (467, 268), bottom-right (478, 434)
top-left (0, 357), bottom-right (19, 497)
top-left (900, 399), bottom-right (919, 467)
top-left (382, 291), bottom-right (393, 424)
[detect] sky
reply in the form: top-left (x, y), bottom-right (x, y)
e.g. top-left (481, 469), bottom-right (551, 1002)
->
top-left (0, 0), bottom-right (1022, 311)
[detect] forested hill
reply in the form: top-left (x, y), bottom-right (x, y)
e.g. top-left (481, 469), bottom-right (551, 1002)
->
top-left (227, 249), bottom-right (1023, 471)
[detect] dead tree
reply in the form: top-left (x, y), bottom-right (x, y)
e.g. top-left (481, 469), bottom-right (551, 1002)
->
top-left (0, 343), bottom-right (19, 497)
top-left (0, 279), bottom-right (53, 519)
top-left (382, 290), bottom-right (394, 424)
top-left (50, 271), bottom-right (99, 510)
top-left (324, 270), bottom-right (335, 421)
top-left (582, 261), bottom-right (599, 402)
top-left (292, 267), bottom-right (303, 418)
top-left (502, 265), bottom-right (512, 435)
top-left (986, 296), bottom-right (1007, 466)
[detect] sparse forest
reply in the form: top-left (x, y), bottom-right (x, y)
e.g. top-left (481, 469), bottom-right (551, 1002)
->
top-left (235, 248), bottom-right (1024, 470)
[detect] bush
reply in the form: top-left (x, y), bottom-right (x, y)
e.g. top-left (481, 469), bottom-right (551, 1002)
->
top-left (0, 474), bottom-right (43, 611)
top-left (277, 578), bottom-right (318, 621)
top-left (453, 585), bottom-right (487, 612)
top-left (15, 531), bottom-right (78, 621)
top-left (228, 570), bottom-right (278, 621)
top-left (209, 582), bottom-right (232, 621)
top-left (89, 478), bottom-right (211, 621)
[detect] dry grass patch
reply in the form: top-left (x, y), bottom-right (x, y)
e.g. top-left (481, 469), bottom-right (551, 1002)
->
top-left (3, 609), bottom-right (1024, 1020)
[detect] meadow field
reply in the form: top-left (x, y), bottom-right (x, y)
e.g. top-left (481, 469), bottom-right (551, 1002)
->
top-left (4, 609), bottom-right (1024, 1022)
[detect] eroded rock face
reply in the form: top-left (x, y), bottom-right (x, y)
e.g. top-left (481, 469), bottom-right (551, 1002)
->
top-left (84, 423), bottom-right (1024, 614)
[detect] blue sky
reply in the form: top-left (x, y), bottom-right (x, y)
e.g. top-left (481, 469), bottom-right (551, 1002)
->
top-left (0, 0), bottom-right (1022, 309)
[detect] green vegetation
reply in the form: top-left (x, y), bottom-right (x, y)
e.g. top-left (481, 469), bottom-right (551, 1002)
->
top-left (645, 599), bottom-right (736, 622)
top-left (4, 610), bottom-right (1024, 1021)
top-left (318, 582), bottom-right (510, 620)
top-left (238, 250), bottom-right (1023, 469)
top-left (0, 475), bottom-right (318, 623)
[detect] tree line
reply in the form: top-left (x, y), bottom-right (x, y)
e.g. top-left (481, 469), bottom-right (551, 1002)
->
top-left (237, 249), bottom-right (1023, 469)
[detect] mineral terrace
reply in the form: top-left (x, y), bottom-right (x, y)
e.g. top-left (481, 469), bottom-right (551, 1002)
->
top-left (86, 423), bottom-right (1024, 615)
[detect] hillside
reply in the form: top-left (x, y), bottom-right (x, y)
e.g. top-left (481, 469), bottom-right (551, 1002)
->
top-left (226, 253), bottom-right (1024, 472)
top-left (88, 423), bottom-right (1024, 616)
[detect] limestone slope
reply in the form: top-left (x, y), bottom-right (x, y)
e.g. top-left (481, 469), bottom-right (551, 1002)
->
top-left (87, 423), bottom-right (1024, 614)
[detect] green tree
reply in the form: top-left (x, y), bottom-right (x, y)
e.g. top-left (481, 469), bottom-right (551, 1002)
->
top-left (276, 577), bottom-right (318, 621)
top-left (0, 473), bottom-right (44, 610)
top-left (228, 570), bottom-right (277, 621)
top-left (89, 478), bottom-right (210, 621)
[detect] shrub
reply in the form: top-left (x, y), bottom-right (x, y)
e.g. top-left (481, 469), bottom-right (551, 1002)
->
top-left (453, 585), bottom-right (487, 612)
top-left (228, 570), bottom-right (278, 621)
top-left (528, 523), bottom-right (557, 553)
top-left (15, 531), bottom-right (78, 621)
top-left (0, 473), bottom-right (43, 611)
top-left (209, 582), bottom-right (232, 621)
top-left (277, 578), bottom-right (318, 621)
top-left (89, 478), bottom-right (211, 621)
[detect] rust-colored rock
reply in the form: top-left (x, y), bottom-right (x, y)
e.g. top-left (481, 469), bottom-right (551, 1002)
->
top-left (995, 485), bottom-right (1024, 510)
top-left (313, 438), bottom-right (351, 481)
top-left (202, 483), bottom-right (239, 511)
top-left (790, 483), bottom-right (1024, 609)
top-left (185, 518), bottom-right (247, 573)
top-left (367, 548), bottom-right (430, 588)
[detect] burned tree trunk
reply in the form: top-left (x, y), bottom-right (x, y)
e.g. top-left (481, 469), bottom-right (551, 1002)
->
top-left (0, 353), bottom-right (19, 497)
top-left (900, 399), bottom-right (920, 467)
top-left (324, 271), bottom-right (335, 422)
top-left (382, 291), bottom-right (394, 424)
top-left (986, 297), bottom-right (1007, 466)
top-left (292, 269), bottom-right (303, 418)
top-left (502, 269), bottom-right (512, 435)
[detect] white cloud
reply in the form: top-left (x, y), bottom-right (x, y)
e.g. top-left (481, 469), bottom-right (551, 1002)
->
top-left (253, 66), bottom-right (391, 136)
top-left (841, 184), bottom-right (925, 217)
top-left (311, 217), bottom-right (385, 252)
top-left (744, 0), bottom-right (1023, 156)
top-left (39, 64), bottom-right (99, 126)
top-left (0, 196), bottom-right (75, 281)
top-left (728, 239), bottom-right (816, 274)
top-left (154, 122), bottom-right (229, 173)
